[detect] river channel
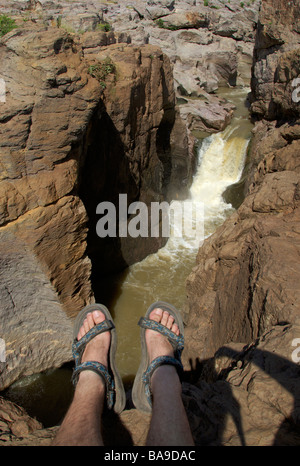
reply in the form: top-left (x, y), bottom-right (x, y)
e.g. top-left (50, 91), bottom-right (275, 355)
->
top-left (3, 86), bottom-right (254, 427)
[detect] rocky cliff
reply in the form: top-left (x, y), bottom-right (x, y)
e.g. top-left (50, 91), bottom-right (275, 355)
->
top-left (0, 0), bottom-right (257, 395)
top-left (0, 0), bottom-right (261, 137)
top-left (0, 20), bottom-right (191, 390)
top-left (0, 0), bottom-right (299, 448)
top-left (182, 0), bottom-right (300, 446)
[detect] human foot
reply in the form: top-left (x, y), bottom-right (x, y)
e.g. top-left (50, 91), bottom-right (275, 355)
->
top-left (145, 308), bottom-right (180, 364)
top-left (75, 310), bottom-right (111, 385)
top-left (144, 309), bottom-right (194, 446)
top-left (132, 302), bottom-right (184, 413)
top-left (71, 304), bottom-right (126, 413)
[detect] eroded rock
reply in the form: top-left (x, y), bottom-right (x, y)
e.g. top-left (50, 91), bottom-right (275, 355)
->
top-left (0, 23), bottom-right (191, 389)
top-left (182, 0), bottom-right (300, 446)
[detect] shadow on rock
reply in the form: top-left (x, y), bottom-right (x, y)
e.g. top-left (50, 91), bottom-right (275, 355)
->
top-left (183, 340), bottom-right (300, 446)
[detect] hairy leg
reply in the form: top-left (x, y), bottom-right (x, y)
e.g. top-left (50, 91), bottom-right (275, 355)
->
top-left (52, 311), bottom-right (109, 446)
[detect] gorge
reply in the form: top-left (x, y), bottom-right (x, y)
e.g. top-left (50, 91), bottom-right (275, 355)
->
top-left (0, 0), bottom-right (299, 446)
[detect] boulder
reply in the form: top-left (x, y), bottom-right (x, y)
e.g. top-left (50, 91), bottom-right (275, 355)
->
top-left (0, 231), bottom-right (73, 391)
top-left (178, 95), bottom-right (235, 134)
top-left (156, 9), bottom-right (208, 29)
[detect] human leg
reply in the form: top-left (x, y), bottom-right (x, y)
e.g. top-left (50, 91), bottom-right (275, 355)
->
top-left (145, 309), bottom-right (194, 446)
top-left (133, 306), bottom-right (194, 446)
top-left (52, 310), bottom-right (110, 446)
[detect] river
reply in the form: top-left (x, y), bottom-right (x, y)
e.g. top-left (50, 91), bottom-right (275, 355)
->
top-left (110, 86), bottom-right (253, 385)
top-left (2, 86), bottom-right (253, 427)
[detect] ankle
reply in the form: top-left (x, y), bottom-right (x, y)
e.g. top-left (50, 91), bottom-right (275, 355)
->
top-left (76, 370), bottom-right (106, 393)
top-left (151, 365), bottom-right (182, 396)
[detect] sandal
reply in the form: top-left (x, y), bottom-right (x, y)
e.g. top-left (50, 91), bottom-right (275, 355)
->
top-left (71, 303), bottom-right (126, 414)
top-left (132, 301), bottom-right (184, 413)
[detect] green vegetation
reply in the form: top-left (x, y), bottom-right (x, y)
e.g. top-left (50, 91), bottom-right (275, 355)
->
top-left (156, 18), bottom-right (166, 28)
top-left (155, 18), bottom-right (181, 31)
top-left (0, 15), bottom-right (17, 37)
top-left (88, 57), bottom-right (116, 90)
top-left (57, 15), bottom-right (63, 28)
top-left (96, 22), bottom-right (112, 32)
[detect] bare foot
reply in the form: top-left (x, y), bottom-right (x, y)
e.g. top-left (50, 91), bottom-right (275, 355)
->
top-left (76, 310), bottom-right (110, 383)
top-left (145, 308), bottom-right (180, 364)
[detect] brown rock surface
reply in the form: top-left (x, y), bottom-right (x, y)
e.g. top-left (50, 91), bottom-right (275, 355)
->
top-left (0, 24), bottom-right (190, 390)
top-left (0, 26), bottom-right (101, 316)
top-left (0, 230), bottom-right (73, 390)
top-left (250, 0), bottom-right (300, 119)
top-left (1, 0), bottom-right (300, 448)
top-left (182, 0), bottom-right (300, 445)
top-left (0, 395), bottom-right (46, 444)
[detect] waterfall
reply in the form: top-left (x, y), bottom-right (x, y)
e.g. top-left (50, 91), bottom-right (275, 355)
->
top-left (113, 88), bottom-right (253, 381)
top-left (191, 122), bottom-right (249, 238)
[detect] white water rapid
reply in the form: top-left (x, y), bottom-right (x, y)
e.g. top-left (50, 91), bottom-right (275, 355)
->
top-left (112, 87), bottom-right (253, 382)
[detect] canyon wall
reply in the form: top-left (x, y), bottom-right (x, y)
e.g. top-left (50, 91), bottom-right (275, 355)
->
top-left (1, 0), bottom-right (300, 447)
top-left (0, 22), bottom-right (190, 389)
top-left (182, 0), bottom-right (300, 446)
top-left (0, 0), bottom-right (257, 392)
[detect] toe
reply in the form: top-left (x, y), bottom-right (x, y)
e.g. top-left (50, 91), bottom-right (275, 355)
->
top-left (172, 323), bottom-right (180, 336)
top-left (166, 314), bottom-right (175, 330)
top-left (76, 309), bottom-right (106, 341)
top-left (161, 311), bottom-right (169, 327)
top-left (86, 312), bottom-right (95, 330)
top-left (83, 316), bottom-right (90, 334)
top-left (149, 307), bottom-right (180, 334)
top-left (77, 327), bottom-right (84, 340)
top-left (149, 308), bottom-right (163, 322)
top-left (92, 310), bottom-right (105, 325)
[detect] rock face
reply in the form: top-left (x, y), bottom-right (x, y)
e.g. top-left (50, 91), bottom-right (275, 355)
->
top-left (1, 0), bottom-right (300, 448)
top-left (0, 26), bottom-right (100, 317)
top-left (78, 41), bottom-right (192, 279)
top-left (0, 0), bottom-right (260, 136)
top-left (250, 0), bottom-right (300, 120)
top-left (182, 0), bottom-right (300, 445)
top-left (0, 23), bottom-right (190, 389)
top-left (0, 231), bottom-right (73, 390)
